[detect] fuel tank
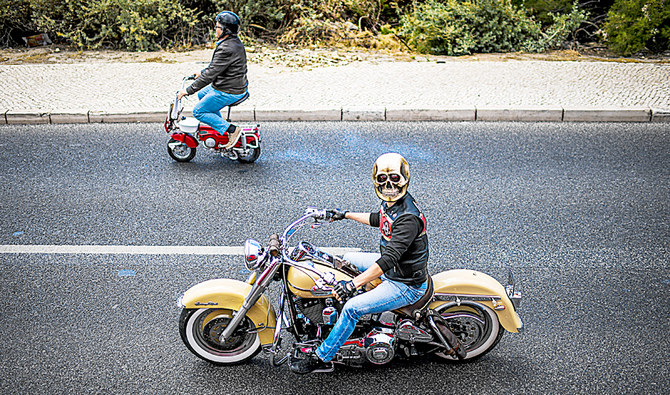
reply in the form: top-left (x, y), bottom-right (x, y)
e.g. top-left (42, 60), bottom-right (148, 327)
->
top-left (287, 261), bottom-right (354, 298)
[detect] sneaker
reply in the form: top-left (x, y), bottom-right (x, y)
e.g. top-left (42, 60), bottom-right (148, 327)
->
top-left (223, 126), bottom-right (242, 149)
top-left (289, 353), bottom-right (334, 374)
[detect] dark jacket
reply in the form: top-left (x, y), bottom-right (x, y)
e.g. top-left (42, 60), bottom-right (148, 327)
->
top-left (369, 193), bottom-right (429, 286)
top-left (186, 35), bottom-right (248, 95)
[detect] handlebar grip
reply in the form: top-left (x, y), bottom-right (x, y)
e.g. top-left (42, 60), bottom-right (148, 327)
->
top-left (268, 233), bottom-right (281, 257)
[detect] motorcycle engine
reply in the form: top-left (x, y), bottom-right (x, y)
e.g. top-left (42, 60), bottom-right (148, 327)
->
top-left (204, 137), bottom-right (217, 148)
top-left (364, 328), bottom-right (395, 365)
top-left (295, 298), bottom-right (328, 325)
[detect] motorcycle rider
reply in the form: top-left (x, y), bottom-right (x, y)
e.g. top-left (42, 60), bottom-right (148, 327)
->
top-left (290, 153), bottom-right (431, 374)
top-left (177, 11), bottom-right (248, 149)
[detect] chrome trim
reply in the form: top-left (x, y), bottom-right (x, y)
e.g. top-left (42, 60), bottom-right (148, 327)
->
top-left (434, 293), bottom-right (502, 303)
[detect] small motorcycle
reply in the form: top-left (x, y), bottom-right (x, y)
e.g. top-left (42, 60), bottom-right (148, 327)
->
top-left (177, 208), bottom-right (523, 368)
top-left (163, 76), bottom-right (261, 163)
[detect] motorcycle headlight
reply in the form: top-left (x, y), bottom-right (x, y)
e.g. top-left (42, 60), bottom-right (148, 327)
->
top-left (244, 239), bottom-right (265, 271)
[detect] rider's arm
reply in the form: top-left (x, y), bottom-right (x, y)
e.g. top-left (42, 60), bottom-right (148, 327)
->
top-left (344, 212), bottom-right (372, 225)
top-left (352, 263), bottom-right (383, 288)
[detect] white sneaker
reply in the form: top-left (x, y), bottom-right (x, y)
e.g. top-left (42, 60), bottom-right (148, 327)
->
top-left (224, 126), bottom-right (242, 149)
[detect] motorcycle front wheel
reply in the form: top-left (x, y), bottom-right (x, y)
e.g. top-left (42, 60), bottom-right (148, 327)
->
top-left (237, 146), bottom-right (261, 163)
top-left (167, 138), bottom-right (196, 162)
top-left (179, 308), bottom-right (261, 365)
top-left (433, 301), bottom-right (504, 362)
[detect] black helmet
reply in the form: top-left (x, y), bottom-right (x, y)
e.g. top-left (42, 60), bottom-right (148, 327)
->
top-left (216, 11), bottom-right (241, 37)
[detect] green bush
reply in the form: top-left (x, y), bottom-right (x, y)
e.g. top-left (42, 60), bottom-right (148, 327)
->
top-left (603, 0), bottom-right (670, 56)
top-left (0, 0), bottom-right (34, 46)
top-left (28, 0), bottom-right (198, 50)
top-left (398, 0), bottom-right (541, 55)
top-left (398, 0), bottom-right (587, 55)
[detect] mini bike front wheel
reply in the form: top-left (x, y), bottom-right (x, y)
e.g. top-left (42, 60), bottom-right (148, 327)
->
top-left (179, 308), bottom-right (261, 365)
top-left (167, 138), bottom-right (196, 162)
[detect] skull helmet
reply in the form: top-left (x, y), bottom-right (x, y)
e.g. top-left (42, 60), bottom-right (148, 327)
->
top-left (372, 153), bottom-right (410, 202)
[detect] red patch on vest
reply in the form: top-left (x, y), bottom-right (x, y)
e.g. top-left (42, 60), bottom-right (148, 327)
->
top-left (380, 209), bottom-right (393, 240)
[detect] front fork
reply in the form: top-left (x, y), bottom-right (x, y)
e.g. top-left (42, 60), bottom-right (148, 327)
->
top-left (269, 289), bottom-right (292, 366)
top-left (220, 257), bottom-right (280, 342)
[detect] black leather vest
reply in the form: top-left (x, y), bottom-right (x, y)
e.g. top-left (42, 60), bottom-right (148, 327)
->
top-left (378, 193), bottom-right (429, 285)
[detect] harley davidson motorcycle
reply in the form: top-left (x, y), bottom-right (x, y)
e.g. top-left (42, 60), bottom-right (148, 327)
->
top-left (177, 208), bottom-right (523, 368)
top-left (163, 75), bottom-right (261, 163)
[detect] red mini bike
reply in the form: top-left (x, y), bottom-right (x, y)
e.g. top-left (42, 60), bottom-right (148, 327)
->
top-left (164, 76), bottom-right (261, 163)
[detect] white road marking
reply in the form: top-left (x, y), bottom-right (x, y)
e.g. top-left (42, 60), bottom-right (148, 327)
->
top-left (0, 244), bottom-right (360, 256)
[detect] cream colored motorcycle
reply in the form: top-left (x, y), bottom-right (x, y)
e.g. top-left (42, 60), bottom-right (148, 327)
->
top-left (177, 208), bottom-right (523, 367)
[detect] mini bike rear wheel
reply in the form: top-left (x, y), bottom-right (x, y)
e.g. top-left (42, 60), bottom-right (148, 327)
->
top-left (179, 308), bottom-right (261, 365)
top-left (237, 146), bottom-right (261, 163)
top-left (167, 138), bottom-right (196, 162)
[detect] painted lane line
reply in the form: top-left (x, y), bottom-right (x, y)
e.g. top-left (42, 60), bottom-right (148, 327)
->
top-left (0, 245), bottom-right (361, 256)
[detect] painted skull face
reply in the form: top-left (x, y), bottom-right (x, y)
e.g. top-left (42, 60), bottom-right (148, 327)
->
top-left (372, 153), bottom-right (409, 202)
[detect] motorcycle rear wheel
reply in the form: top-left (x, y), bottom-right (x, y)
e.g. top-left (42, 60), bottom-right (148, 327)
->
top-left (179, 308), bottom-right (261, 365)
top-left (237, 146), bottom-right (261, 163)
top-left (433, 301), bottom-right (504, 362)
top-left (167, 138), bottom-right (196, 162)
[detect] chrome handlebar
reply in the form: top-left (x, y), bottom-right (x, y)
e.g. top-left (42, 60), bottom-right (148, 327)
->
top-left (276, 208), bottom-right (338, 286)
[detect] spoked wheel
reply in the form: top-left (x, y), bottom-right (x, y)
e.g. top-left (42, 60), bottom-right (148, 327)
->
top-left (236, 146), bottom-right (261, 163)
top-left (433, 301), bottom-right (504, 362)
top-left (179, 308), bottom-right (261, 365)
top-left (167, 138), bottom-right (196, 162)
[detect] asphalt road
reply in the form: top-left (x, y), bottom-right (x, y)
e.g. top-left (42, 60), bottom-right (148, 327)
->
top-left (0, 122), bottom-right (668, 394)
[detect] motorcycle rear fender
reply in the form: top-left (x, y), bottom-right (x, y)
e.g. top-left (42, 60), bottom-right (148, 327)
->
top-left (170, 132), bottom-right (198, 149)
top-left (178, 278), bottom-right (277, 345)
top-left (429, 269), bottom-right (523, 333)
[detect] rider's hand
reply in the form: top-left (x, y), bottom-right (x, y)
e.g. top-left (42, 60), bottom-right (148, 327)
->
top-left (326, 209), bottom-right (348, 221)
top-left (333, 280), bottom-right (356, 302)
top-left (177, 90), bottom-right (189, 100)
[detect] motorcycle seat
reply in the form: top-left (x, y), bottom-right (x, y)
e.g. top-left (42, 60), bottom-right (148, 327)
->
top-left (395, 277), bottom-right (434, 317)
top-left (228, 91), bottom-right (249, 107)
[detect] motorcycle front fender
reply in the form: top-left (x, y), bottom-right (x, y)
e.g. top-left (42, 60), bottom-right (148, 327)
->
top-left (170, 132), bottom-right (198, 149)
top-left (178, 278), bottom-right (277, 346)
top-left (429, 269), bottom-right (523, 333)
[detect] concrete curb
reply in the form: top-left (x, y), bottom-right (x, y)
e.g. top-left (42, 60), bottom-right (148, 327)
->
top-left (563, 107), bottom-right (652, 122)
top-left (1, 107), bottom-right (669, 125)
top-left (651, 107), bottom-right (670, 122)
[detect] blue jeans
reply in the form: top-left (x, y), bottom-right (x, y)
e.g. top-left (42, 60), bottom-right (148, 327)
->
top-left (192, 85), bottom-right (247, 134)
top-left (315, 252), bottom-right (428, 362)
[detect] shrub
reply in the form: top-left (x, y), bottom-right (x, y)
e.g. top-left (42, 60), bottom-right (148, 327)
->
top-left (398, 0), bottom-right (543, 55)
top-left (398, 0), bottom-right (588, 55)
top-left (0, 0), bottom-right (35, 46)
top-left (603, 0), bottom-right (670, 55)
top-left (30, 0), bottom-right (198, 50)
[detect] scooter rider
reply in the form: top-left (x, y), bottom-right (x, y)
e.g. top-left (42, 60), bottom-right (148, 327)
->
top-left (177, 11), bottom-right (248, 149)
top-left (290, 153), bottom-right (431, 374)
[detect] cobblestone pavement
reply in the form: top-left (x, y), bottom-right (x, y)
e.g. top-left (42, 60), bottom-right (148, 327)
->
top-left (1, 57), bottom-right (669, 116)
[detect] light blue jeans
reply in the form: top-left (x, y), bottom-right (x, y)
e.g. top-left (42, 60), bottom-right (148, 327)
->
top-left (192, 85), bottom-right (247, 134)
top-left (315, 252), bottom-right (427, 362)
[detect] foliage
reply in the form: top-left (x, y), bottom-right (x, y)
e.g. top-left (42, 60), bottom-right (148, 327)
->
top-left (512, 0), bottom-right (576, 26)
top-left (397, 0), bottom-right (537, 55)
top-left (9, 0), bottom-right (198, 50)
top-left (603, 0), bottom-right (670, 55)
top-left (0, 0), bottom-right (666, 56)
top-left (201, 0), bottom-right (288, 39)
top-left (397, 0), bottom-right (588, 55)
top-left (0, 0), bottom-right (34, 46)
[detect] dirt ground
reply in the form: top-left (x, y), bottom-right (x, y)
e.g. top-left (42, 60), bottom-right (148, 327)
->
top-left (1, 43), bottom-right (668, 68)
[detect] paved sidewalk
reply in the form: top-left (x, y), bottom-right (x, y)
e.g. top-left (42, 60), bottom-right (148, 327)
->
top-left (1, 57), bottom-right (669, 123)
